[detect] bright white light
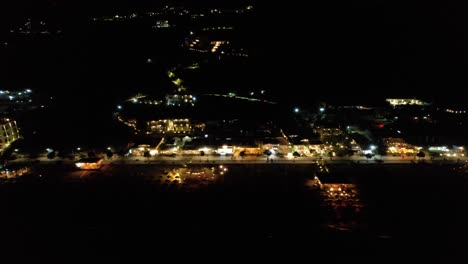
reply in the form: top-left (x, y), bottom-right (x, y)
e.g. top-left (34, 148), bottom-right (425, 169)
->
top-left (46, 148), bottom-right (53, 153)
top-left (397, 130), bottom-right (401, 134)
top-left (117, 105), bottom-right (122, 110)
top-left (261, 90), bottom-right (265, 94)
top-left (370, 145), bottom-right (376, 150)
top-left (294, 108), bottom-right (299, 113)
top-left (150, 150), bottom-right (158, 156)
top-left (77, 147), bottom-right (81, 151)
top-left (107, 147), bottom-right (111, 150)
top-left (319, 108), bottom-right (325, 112)
top-left (205, 134), bottom-right (208, 138)
top-left (132, 98), bottom-right (138, 103)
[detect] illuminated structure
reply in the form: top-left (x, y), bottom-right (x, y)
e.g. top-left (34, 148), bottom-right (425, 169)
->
top-left (0, 118), bottom-right (21, 152)
top-left (315, 127), bottom-right (343, 138)
top-left (0, 165), bottom-right (30, 179)
top-left (386, 98), bottom-right (429, 107)
top-left (154, 20), bottom-right (170, 28)
top-left (166, 94), bottom-right (196, 106)
top-left (147, 119), bottom-right (205, 135)
top-left (428, 146), bottom-right (465, 157)
top-left (383, 138), bottom-right (420, 155)
top-left (75, 158), bottom-right (103, 170)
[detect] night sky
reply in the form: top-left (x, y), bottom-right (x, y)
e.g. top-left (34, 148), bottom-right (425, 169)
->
top-left (1, 1), bottom-right (468, 104)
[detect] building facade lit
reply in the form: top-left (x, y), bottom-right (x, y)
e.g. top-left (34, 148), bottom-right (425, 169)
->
top-left (147, 119), bottom-right (205, 135)
top-left (0, 118), bottom-right (21, 152)
top-left (386, 98), bottom-right (429, 107)
top-left (383, 137), bottom-right (420, 155)
top-left (166, 94), bottom-right (196, 106)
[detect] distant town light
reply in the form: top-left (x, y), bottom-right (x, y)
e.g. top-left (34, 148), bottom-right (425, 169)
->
top-left (117, 105), bottom-right (122, 110)
top-left (319, 107), bottom-right (325, 112)
top-left (77, 147), bottom-right (81, 151)
top-left (370, 145), bottom-right (376, 150)
top-left (294, 108), bottom-right (300, 113)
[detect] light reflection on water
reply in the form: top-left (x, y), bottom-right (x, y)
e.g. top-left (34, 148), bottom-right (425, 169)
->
top-left (307, 172), bottom-right (365, 231)
top-left (152, 165), bottom-right (226, 191)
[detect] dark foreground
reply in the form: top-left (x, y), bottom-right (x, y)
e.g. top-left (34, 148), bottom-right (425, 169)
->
top-left (0, 163), bottom-right (466, 263)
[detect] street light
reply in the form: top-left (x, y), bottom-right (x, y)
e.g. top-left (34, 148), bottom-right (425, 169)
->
top-left (294, 107), bottom-right (300, 113)
top-left (370, 145), bottom-right (376, 151)
top-left (319, 107), bottom-right (325, 113)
